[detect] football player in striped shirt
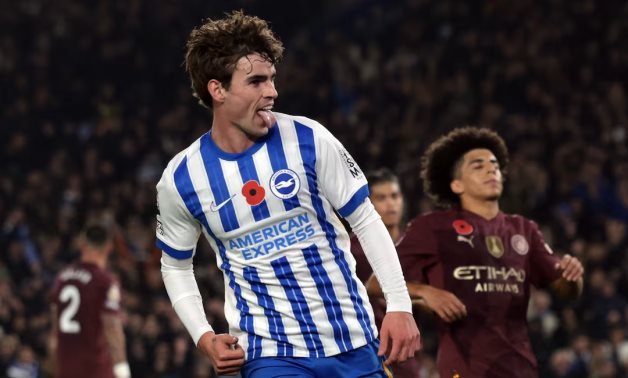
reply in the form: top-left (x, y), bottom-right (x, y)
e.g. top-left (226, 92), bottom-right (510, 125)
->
top-left (157, 10), bottom-right (420, 378)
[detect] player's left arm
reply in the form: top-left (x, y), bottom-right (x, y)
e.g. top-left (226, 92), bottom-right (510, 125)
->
top-left (102, 313), bottom-right (131, 378)
top-left (346, 201), bottom-right (421, 365)
top-left (102, 282), bottom-right (131, 378)
top-left (550, 254), bottom-right (584, 300)
top-left (528, 220), bottom-right (584, 300)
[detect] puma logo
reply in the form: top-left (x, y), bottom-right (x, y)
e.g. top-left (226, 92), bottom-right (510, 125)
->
top-left (457, 234), bottom-right (474, 248)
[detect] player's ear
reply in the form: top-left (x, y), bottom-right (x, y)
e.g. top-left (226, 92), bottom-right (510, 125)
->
top-left (207, 79), bottom-right (226, 103)
top-left (450, 179), bottom-right (464, 195)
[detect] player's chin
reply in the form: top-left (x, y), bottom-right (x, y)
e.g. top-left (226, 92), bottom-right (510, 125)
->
top-left (485, 192), bottom-right (501, 202)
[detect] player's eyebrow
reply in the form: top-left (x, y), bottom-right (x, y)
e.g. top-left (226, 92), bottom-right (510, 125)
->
top-left (468, 157), bottom-right (499, 165)
top-left (246, 73), bottom-right (276, 83)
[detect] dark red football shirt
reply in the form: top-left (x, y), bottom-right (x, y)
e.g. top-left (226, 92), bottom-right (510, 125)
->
top-left (51, 262), bottom-right (120, 378)
top-left (397, 208), bottom-right (561, 378)
top-left (350, 233), bottom-right (422, 378)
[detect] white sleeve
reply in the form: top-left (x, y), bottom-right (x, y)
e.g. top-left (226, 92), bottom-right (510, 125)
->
top-left (346, 199), bottom-right (412, 313)
top-left (310, 121), bottom-right (369, 217)
top-left (161, 253), bottom-right (213, 345)
top-left (156, 159), bottom-right (202, 259)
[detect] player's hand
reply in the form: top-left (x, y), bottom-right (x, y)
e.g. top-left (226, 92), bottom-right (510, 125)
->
top-left (378, 311), bottom-right (421, 365)
top-left (555, 254), bottom-right (584, 282)
top-left (197, 332), bottom-right (245, 375)
top-left (421, 286), bottom-right (467, 323)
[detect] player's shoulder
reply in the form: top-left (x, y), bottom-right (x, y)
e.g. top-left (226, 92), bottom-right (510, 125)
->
top-left (402, 210), bottom-right (448, 237)
top-left (157, 136), bottom-right (204, 188)
top-left (275, 112), bottom-right (331, 137)
top-left (411, 209), bottom-right (455, 227)
top-left (502, 212), bottom-right (539, 229)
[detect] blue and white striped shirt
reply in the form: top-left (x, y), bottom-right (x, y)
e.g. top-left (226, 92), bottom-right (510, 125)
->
top-left (156, 113), bottom-right (377, 359)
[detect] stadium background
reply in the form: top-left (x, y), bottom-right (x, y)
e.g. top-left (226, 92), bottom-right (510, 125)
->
top-left (1, 0), bottom-right (628, 376)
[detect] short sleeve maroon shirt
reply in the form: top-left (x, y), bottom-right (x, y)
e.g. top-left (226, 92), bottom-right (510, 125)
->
top-left (51, 262), bottom-right (120, 378)
top-left (397, 208), bottom-right (561, 378)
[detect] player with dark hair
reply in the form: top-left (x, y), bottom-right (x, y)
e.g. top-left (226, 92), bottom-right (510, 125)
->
top-left (368, 127), bottom-right (584, 378)
top-left (157, 10), bottom-right (419, 378)
top-left (50, 224), bottom-right (130, 378)
top-left (351, 168), bottom-right (405, 282)
top-left (350, 168), bottom-right (422, 377)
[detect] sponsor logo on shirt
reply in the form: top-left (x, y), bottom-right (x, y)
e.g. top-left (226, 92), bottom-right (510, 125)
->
top-left (511, 234), bottom-right (529, 255)
top-left (209, 194), bottom-right (236, 212)
top-left (227, 213), bottom-right (315, 260)
top-left (338, 148), bottom-right (363, 179)
top-left (453, 265), bottom-right (525, 294)
top-left (269, 169), bottom-right (300, 199)
top-left (156, 215), bottom-right (164, 235)
top-left (485, 236), bottom-right (504, 258)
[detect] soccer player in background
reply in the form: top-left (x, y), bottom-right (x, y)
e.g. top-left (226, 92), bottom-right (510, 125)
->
top-left (350, 168), bottom-right (422, 377)
top-left (156, 10), bottom-right (420, 378)
top-left (50, 224), bottom-right (130, 378)
top-left (368, 127), bottom-right (584, 378)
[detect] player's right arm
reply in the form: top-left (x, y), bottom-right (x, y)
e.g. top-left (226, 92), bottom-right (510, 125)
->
top-left (367, 277), bottom-right (467, 323)
top-left (156, 159), bottom-right (244, 375)
top-left (366, 215), bottom-right (467, 323)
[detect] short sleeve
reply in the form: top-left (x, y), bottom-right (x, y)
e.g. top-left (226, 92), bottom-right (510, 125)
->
top-left (314, 126), bottom-right (369, 217)
top-left (527, 220), bottom-right (561, 287)
top-left (396, 215), bottom-right (439, 283)
top-left (155, 161), bottom-right (202, 260)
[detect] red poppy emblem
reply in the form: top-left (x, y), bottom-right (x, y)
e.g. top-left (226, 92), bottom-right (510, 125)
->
top-left (453, 220), bottom-right (474, 235)
top-left (242, 180), bottom-right (265, 206)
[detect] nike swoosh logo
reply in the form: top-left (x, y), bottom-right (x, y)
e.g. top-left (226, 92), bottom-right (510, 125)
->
top-left (209, 194), bottom-right (236, 212)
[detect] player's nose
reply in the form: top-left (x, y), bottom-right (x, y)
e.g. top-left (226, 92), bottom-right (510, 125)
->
top-left (264, 81), bottom-right (278, 99)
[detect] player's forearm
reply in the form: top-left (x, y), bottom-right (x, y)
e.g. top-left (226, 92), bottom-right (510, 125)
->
top-left (103, 315), bottom-right (127, 364)
top-left (102, 314), bottom-right (130, 378)
top-left (161, 253), bottom-right (214, 345)
top-left (347, 201), bottom-right (412, 313)
top-left (550, 277), bottom-right (584, 300)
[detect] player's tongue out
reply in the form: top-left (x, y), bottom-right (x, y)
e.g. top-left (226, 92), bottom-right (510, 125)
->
top-left (257, 109), bottom-right (276, 128)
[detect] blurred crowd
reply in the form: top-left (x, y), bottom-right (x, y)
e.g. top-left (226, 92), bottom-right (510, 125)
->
top-left (2, 0), bottom-right (628, 377)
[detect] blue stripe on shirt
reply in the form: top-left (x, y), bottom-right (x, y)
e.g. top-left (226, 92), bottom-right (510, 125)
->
top-left (200, 134), bottom-right (240, 232)
top-left (294, 122), bottom-right (375, 347)
top-left (237, 156), bottom-right (271, 222)
top-left (302, 244), bottom-right (356, 351)
top-left (266, 126), bottom-right (301, 211)
top-left (172, 156), bottom-right (256, 356)
top-left (156, 239), bottom-right (193, 260)
top-left (337, 184), bottom-right (369, 217)
top-left (271, 256), bottom-right (324, 357)
top-left (243, 266), bottom-right (293, 357)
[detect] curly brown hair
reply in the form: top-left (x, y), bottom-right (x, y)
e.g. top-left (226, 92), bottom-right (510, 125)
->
top-left (420, 127), bottom-right (509, 208)
top-left (185, 10), bottom-right (284, 108)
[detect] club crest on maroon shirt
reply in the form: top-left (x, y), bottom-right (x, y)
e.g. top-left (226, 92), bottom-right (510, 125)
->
top-left (511, 234), bottom-right (530, 255)
top-left (485, 235), bottom-right (504, 258)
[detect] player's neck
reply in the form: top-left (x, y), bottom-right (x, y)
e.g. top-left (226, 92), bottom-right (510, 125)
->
top-left (460, 197), bottom-right (500, 220)
top-left (81, 249), bottom-right (107, 269)
top-left (387, 225), bottom-right (402, 243)
top-left (210, 119), bottom-right (256, 153)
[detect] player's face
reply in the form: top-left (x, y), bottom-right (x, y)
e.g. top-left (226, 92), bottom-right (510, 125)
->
top-left (221, 53), bottom-right (278, 139)
top-left (370, 181), bottom-right (404, 228)
top-left (451, 148), bottom-right (503, 202)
